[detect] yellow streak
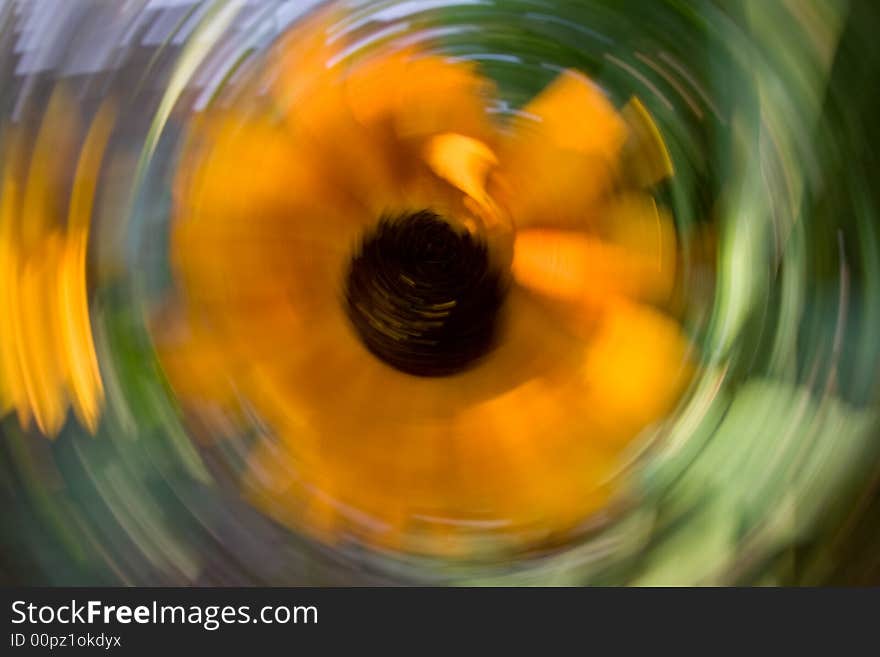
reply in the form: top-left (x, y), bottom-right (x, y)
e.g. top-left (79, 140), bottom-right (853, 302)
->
top-left (0, 94), bottom-right (112, 437)
top-left (11, 90), bottom-right (76, 434)
top-left (62, 102), bottom-right (115, 432)
top-left (622, 96), bottom-right (674, 187)
top-left (0, 145), bottom-right (30, 427)
top-left (17, 234), bottom-right (66, 435)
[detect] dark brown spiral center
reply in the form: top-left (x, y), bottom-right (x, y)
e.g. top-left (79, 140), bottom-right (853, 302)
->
top-left (344, 210), bottom-right (505, 377)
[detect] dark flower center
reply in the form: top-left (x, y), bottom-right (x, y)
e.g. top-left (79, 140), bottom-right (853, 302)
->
top-left (344, 210), bottom-right (505, 377)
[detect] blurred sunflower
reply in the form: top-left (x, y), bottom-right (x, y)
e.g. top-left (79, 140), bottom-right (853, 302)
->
top-left (159, 12), bottom-right (693, 556)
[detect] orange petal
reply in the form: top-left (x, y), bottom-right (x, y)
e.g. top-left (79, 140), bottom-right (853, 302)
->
top-left (272, 21), bottom-right (499, 220)
top-left (344, 50), bottom-right (499, 215)
top-left (177, 115), bottom-right (331, 228)
top-left (271, 8), bottom-right (341, 108)
top-left (345, 49), bottom-right (496, 143)
top-left (271, 14), bottom-right (400, 211)
top-left (454, 377), bottom-right (618, 533)
top-left (595, 193), bottom-right (678, 303)
top-left (494, 70), bottom-right (627, 229)
top-left (423, 131), bottom-right (506, 230)
top-left (424, 133), bottom-right (497, 202)
top-left (522, 69), bottom-right (626, 155)
top-left (581, 299), bottom-right (693, 447)
top-left (513, 196), bottom-right (677, 308)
